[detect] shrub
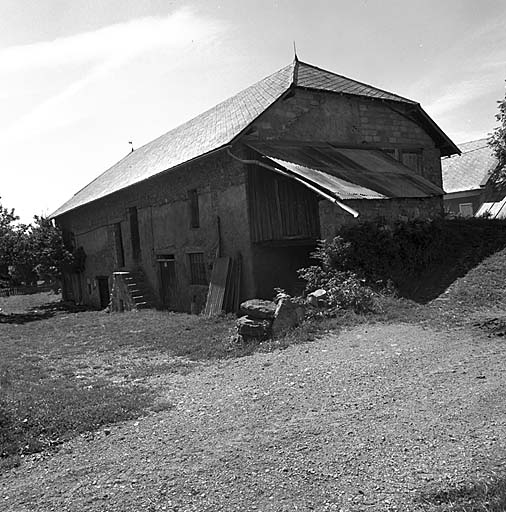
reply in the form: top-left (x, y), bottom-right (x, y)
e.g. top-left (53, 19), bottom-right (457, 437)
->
top-left (298, 265), bottom-right (375, 314)
top-left (298, 218), bottom-right (506, 305)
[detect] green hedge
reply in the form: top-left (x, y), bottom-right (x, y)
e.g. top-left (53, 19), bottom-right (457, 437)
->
top-left (299, 218), bottom-right (506, 303)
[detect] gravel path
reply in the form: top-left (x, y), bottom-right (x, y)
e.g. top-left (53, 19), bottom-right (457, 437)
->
top-left (2, 322), bottom-right (506, 511)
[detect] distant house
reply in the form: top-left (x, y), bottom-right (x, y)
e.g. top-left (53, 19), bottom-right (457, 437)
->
top-left (50, 58), bottom-right (458, 311)
top-left (441, 138), bottom-right (497, 217)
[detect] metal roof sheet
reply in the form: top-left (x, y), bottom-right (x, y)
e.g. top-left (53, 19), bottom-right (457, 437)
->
top-left (51, 60), bottom-right (453, 218)
top-left (476, 197), bottom-right (506, 219)
top-left (248, 142), bottom-right (444, 199)
top-left (442, 138), bottom-right (497, 193)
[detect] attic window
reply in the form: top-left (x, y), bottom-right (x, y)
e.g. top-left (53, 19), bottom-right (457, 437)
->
top-left (188, 189), bottom-right (200, 228)
top-left (400, 151), bottom-right (422, 173)
top-left (383, 149), bottom-right (422, 174)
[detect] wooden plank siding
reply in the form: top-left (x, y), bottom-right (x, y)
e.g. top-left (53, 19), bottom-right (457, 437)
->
top-left (247, 166), bottom-right (320, 243)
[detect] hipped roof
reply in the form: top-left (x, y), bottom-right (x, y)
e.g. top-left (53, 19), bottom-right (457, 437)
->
top-left (51, 59), bottom-right (458, 218)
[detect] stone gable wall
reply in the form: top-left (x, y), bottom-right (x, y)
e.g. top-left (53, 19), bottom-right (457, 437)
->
top-left (248, 88), bottom-right (442, 187)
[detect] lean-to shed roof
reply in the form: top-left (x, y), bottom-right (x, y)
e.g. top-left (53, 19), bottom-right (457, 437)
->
top-left (248, 142), bottom-right (444, 200)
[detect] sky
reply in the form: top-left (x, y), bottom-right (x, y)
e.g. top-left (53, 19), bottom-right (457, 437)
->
top-left (1, 0), bottom-right (505, 222)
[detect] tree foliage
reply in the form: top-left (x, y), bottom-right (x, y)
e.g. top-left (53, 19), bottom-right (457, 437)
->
top-left (0, 199), bottom-right (73, 285)
top-left (0, 200), bottom-right (20, 279)
top-left (489, 82), bottom-right (506, 184)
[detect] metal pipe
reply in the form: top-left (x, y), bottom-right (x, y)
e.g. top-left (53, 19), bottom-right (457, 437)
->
top-left (226, 148), bottom-right (359, 218)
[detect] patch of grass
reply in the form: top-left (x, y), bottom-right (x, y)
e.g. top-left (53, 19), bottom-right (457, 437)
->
top-left (0, 293), bottom-right (237, 470)
top-left (0, 377), bottom-right (151, 469)
top-left (419, 474), bottom-right (506, 511)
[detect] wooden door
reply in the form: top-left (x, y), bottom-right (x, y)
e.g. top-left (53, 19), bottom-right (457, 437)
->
top-left (159, 257), bottom-right (176, 309)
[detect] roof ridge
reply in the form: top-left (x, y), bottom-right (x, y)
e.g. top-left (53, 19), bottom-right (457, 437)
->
top-left (296, 60), bottom-right (415, 103)
top-left (293, 57), bottom-right (299, 86)
top-left (460, 145), bottom-right (491, 155)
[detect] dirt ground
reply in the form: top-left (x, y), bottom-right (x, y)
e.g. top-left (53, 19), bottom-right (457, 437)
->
top-left (2, 317), bottom-right (506, 511)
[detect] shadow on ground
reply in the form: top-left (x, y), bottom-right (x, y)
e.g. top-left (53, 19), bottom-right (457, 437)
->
top-left (419, 474), bottom-right (506, 511)
top-left (398, 239), bottom-right (506, 304)
top-left (0, 301), bottom-right (95, 324)
top-left (0, 310), bottom-right (55, 324)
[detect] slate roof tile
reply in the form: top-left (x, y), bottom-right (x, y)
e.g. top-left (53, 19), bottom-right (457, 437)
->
top-left (442, 138), bottom-right (497, 194)
top-left (51, 60), bottom-right (449, 217)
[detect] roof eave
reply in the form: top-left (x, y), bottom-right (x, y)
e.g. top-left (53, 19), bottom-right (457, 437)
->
top-left (49, 143), bottom-right (234, 219)
top-left (292, 86), bottom-right (459, 157)
top-left (411, 104), bottom-right (460, 157)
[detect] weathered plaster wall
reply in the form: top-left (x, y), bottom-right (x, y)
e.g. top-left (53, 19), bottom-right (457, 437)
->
top-left (57, 151), bottom-right (254, 310)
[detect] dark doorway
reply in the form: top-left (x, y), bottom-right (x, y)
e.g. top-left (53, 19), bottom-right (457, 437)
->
top-left (97, 276), bottom-right (110, 309)
top-left (128, 207), bottom-right (141, 262)
top-left (158, 255), bottom-right (177, 309)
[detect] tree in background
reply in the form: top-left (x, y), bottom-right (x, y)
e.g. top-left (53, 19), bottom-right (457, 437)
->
top-left (0, 199), bottom-right (20, 280)
top-left (30, 216), bottom-right (74, 283)
top-left (0, 199), bottom-right (73, 286)
top-left (489, 82), bottom-right (506, 183)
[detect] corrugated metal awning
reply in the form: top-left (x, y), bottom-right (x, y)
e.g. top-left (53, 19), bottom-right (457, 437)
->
top-left (476, 198), bottom-right (506, 219)
top-left (247, 142), bottom-right (444, 200)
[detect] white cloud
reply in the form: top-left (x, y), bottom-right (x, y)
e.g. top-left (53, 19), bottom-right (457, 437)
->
top-left (0, 8), bottom-right (228, 223)
top-left (1, 8), bottom-right (224, 143)
top-left (0, 9), bottom-right (219, 72)
top-left (424, 77), bottom-right (495, 118)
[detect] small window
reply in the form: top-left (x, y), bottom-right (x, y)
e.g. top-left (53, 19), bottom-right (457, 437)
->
top-left (188, 189), bottom-right (200, 228)
top-left (459, 203), bottom-right (474, 218)
top-left (188, 252), bottom-right (207, 285)
top-left (382, 148), bottom-right (398, 159)
top-left (401, 151), bottom-right (422, 173)
top-left (113, 223), bottom-right (125, 268)
top-left (128, 207), bottom-right (141, 261)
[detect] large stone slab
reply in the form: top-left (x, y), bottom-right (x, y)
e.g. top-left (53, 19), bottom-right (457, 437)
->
top-left (239, 299), bottom-right (276, 320)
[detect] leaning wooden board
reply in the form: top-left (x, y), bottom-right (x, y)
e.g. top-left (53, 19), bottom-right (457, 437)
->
top-left (203, 257), bottom-right (231, 317)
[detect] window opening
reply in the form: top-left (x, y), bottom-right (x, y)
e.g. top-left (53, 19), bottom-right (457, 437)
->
top-left (128, 207), bottom-right (141, 261)
top-left (188, 189), bottom-right (200, 228)
top-left (114, 223), bottom-right (125, 268)
top-left (188, 252), bottom-right (207, 285)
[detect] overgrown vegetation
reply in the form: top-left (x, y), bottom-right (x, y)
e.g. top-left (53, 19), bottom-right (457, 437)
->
top-left (489, 80), bottom-right (506, 184)
top-left (0, 198), bottom-right (74, 286)
top-left (298, 218), bottom-right (506, 307)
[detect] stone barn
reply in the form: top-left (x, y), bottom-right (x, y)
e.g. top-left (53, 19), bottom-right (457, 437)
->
top-left (50, 58), bottom-right (459, 311)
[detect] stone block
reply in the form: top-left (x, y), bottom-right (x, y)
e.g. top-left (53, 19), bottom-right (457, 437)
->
top-left (307, 289), bottom-right (328, 307)
top-left (272, 297), bottom-right (306, 337)
top-left (240, 299), bottom-right (276, 319)
top-left (236, 316), bottom-right (271, 338)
